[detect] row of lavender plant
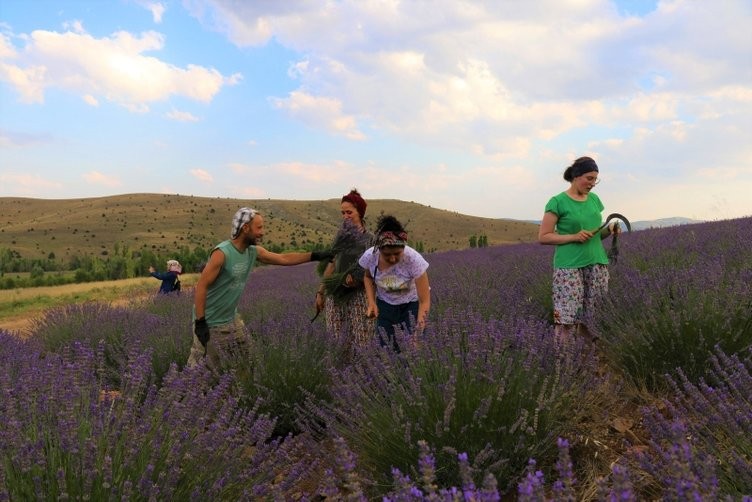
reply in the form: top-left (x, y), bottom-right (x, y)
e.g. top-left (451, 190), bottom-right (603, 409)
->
top-left (317, 343), bottom-right (752, 502)
top-left (307, 312), bottom-right (601, 495)
top-left (592, 217), bottom-right (752, 391)
top-left (29, 293), bottom-right (194, 387)
top-left (0, 331), bottom-right (314, 499)
top-left (3, 216), bottom-right (750, 498)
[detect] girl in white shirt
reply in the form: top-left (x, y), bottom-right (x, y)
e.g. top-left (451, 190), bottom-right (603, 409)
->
top-left (358, 215), bottom-right (430, 350)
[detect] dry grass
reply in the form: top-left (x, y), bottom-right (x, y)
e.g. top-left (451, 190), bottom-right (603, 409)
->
top-left (0, 273), bottom-right (199, 334)
top-left (0, 193), bottom-right (539, 259)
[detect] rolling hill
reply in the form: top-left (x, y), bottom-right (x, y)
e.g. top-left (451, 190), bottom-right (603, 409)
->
top-left (0, 194), bottom-right (540, 260)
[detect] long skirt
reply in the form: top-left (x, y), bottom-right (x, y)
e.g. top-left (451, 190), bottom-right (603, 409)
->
top-left (324, 289), bottom-right (374, 351)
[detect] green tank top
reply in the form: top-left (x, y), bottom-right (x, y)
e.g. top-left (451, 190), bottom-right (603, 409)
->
top-left (204, 240), bottom-right (258, 326)
top-left (544, 192), bottom-right (609, 269)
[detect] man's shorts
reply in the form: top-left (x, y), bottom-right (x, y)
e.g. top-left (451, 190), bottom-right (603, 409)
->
top-left (186, 315), bottom-right (249, 371)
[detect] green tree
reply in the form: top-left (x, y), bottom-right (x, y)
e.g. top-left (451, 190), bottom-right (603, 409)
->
top-left (30, 265), bottom-right (44, 280)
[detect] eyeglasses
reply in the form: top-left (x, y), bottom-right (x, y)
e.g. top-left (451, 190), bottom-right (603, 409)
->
top-left (582, 175), bottom-right (600, 186)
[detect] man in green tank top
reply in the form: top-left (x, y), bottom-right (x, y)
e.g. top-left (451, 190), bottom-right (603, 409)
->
top-left (187, 207), bottom-right (333, 371)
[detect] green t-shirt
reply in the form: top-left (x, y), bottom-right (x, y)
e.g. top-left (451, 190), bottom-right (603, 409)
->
top-left (202, 240), bottom-right (258, 326)
top-left (544, 192), bottom-right (609, 269)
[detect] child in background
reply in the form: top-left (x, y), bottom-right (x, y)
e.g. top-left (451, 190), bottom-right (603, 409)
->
top-left (149, 259), bottom-right (182, 294)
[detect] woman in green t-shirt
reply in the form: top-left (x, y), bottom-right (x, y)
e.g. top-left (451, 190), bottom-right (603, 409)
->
top-left (538, 156), bottom-right (621, 344)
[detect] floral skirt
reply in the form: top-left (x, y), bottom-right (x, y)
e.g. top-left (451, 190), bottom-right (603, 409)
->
top-left (324, 289), bottom-right (374, 349)
top-left (552, 264), bottom-right (609, 325)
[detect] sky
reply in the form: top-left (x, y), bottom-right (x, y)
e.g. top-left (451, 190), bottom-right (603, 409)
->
top-left (1, 0), bottom-right (750, 223)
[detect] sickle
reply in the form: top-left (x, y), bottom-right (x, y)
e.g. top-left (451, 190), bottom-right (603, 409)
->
top-left (310, 306), bottom-right (322, 323)
top-left (595, 213), bottom-right (630, 265)
top-left (596, 213), bottom-right (631, 233)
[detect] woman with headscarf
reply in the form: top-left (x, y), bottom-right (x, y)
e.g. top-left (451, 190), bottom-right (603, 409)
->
top-left (358, 215), bottom-right (430, 351)
top-left (315, 189), bottom-right (375, 351)
top-left (149, 259), bottom-right (182, 294)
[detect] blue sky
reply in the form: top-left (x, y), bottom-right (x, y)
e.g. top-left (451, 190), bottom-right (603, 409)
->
top-left (1, 0), bottom-right (750, 222)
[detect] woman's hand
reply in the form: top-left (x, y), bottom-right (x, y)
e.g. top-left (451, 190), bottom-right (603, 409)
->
top-left (571, 229), bottom-right (595, 243)
top-left (315, 291), bottom-right (325, 311)
top-left (365, 303), bottom-right (378, 319)
top-left (600, 221), bottom-right (622, 240)
top-left (415, 317), bottom-right (426, 337)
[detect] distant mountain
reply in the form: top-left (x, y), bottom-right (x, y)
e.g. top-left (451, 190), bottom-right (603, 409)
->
top-left (630, 217), bottom-right (704, 231)
top-left (523, 216), bottom-right (705, 231)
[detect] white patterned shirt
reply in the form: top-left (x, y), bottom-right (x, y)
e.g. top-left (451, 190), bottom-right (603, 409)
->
top-left (358, 246), bottom-right (429, 305)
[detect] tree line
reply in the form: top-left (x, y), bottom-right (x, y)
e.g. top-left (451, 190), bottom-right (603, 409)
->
top-left (0, 240), bottom-right (325, 290)
top-left (469, 234), bottom-right (489, 248)
top-left (0, 236), bottom-right (438, 290)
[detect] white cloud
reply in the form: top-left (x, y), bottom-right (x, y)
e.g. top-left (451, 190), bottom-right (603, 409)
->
top-left (273, 161), bottom-right (346, 182)
top-left (0, 26), bottom-right (238, 109)
top-left (61, 20), bottom-right (86, 34)
top-left (83, 171), bottom-right (121, 187)
top-left (165, 109), bottom-right (199, 122)
top-left (2, 0), bottom-right (750, 222)
top-left (188, 0), bottom-right (751, 161)
top-left (190, 168), bottom-right (213, 182)
top-left (137, 1), bottom-right (167, 24)
top-left (183, 0), bottom-right (321, 47)
top-left (0, 172), bottom-right (63, 191)
top-left (82, 94), bottom-right (98, 106)
top-left (270, 91), bottom-right (365, 140)
top-left (227, 162), bottom-right (250, 174)
top-left (237, 186), bottom-right (266, 198)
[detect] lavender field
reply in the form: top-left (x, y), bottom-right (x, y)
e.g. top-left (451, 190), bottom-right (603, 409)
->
top-left (1, 217), bottom-right (751, 500)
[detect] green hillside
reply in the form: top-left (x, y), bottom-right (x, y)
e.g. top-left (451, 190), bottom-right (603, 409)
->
top-left (0, 193), bottom-right (539, 260)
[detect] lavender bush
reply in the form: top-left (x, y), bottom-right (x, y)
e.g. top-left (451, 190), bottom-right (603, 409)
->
top-left (233, 317), bottom-right (343, 437)
top-left (237, 262), bottom-right (321, 328)
top-left (517, 439), bottom-right (639, 502)
top-left (428, 243), bottom-right (553, 322)
top-left (29, 296), bottom-right (193, 387)
top-left (592, 217), bottom-right (752, 390)
top-left (0, 332), bottom-right (313, 500)
top-left (316, 437), bottom-right (502, 500)
top-left (227, 263), bottom-right (347, 437)
top-left (310, 312), bottom-right (601, 496)
top-left (637, 347), bottom-right (752, 498)
top-left (514, 347), bottom-right (752, 501)
top-left (386, 441), bottom-right (501, 501)
top-left (316, 435), bottom-right (632, 501)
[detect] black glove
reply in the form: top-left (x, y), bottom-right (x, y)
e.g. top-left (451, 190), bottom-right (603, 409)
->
top-left (194, 317), bottom-right (210, 347)
top-left (311, 250), bottom-right (335, 262)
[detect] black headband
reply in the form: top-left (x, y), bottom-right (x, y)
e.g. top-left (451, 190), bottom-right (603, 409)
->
top-left (571, 157), bottom-right (599, 177)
